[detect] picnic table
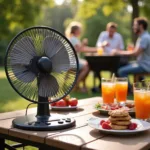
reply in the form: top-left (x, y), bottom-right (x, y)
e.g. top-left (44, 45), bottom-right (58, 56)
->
top-left (0, 97), bottom-right (150, 150)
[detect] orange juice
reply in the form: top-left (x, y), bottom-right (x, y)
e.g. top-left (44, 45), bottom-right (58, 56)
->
top-left (134, 90), bottom-right (150, 119)
top-left (127, 44), bottom-right (134, 51)
top-left (97, 48), bottom-right (103, 55)
top-left (116, 82), bottom-right (128, 102)
top-left (102, 82), bottom-right (115, 103)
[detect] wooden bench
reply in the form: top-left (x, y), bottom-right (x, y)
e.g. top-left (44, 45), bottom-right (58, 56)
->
top-left (134, 73), bottom-right (150, 82)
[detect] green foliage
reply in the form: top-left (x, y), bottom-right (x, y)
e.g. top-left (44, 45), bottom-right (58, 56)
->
top-left (74, 0), bottom-right (150, 46)
top-left (0, 0), bottom-right (53, 65)
top-left (39, 3), bottom-right (74, 34)
top-left (79, 7), bottom-right (131, 47)
top-left (140, 0), bottom-right (150, 20)
top-left (77, 0), bottom-right (126, 19)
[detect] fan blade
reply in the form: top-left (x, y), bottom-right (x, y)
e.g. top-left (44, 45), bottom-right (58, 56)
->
top-left (43, 36), bottom-right (66, 58)
top-left (39, 75), bottom-right (59, 97)
top-left (51, 48), bottom-right (70, 73)
top-left (12, 65), bottom-right (36, 83)
top-left (10, 36), bottom-right (36, 65)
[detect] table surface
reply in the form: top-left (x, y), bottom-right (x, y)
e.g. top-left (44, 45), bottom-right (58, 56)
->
top-left (0, 97), bottom-right (150, 150)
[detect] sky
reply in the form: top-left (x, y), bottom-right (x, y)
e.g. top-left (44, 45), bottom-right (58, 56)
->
top-left (55, 0), bottom-right (83, 5)
top-left (55, 0), bottom-right (65, 5)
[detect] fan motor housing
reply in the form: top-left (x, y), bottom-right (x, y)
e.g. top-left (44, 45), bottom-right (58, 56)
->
top-left (38, 56), bottom-right (52, 73)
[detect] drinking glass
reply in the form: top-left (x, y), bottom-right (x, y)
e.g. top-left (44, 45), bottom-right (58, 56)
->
top-left (115, 77), bottom-right (128, 103)
top-left (127, 44), bottom-right (134, 51)
top-left (101, 78), bottom-right (115, 104)
top-left (97, 47), bottom-right (103, 55)
top-left (133, 82), bottom-right (150, 120)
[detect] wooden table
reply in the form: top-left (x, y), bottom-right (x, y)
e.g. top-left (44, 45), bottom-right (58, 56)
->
top-left (0, 97), bottom-right (150, 150)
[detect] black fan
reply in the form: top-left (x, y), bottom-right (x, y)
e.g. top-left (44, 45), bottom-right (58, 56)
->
top-left (5, 26), bottom-right (79, 130)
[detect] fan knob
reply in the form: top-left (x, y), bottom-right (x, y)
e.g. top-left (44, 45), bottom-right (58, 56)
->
top-left (38, 57), bottom-right (52, 73)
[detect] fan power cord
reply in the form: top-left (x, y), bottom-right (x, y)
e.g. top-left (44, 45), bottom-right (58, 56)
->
top-left (25, 103), bottom-right (35, 116)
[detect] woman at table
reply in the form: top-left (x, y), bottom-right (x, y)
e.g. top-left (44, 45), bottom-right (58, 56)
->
top-left (65, 22), bottom-right (97, 92)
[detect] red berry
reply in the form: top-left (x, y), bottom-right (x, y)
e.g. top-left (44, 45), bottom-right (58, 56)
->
top-left (105, 120), bottom-right (111, 124)
top-left (111, 107), bottom-right (116, 110)
top-left (102, 122), bottom-right (112, 129)
top-left (133, 123), bottom-right (137, 128)
top-left (114, 106), bottom-right (119, 109)
top-left (128, 123), bottom-right (137, 130)
top-left (100, 120), bottom-right (105, 125)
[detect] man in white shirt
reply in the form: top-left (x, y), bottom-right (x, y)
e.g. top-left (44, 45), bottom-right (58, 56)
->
top-left (96, 22), bottom-right (124, 54)
top-left (92, 22), bottom-right (126, 92)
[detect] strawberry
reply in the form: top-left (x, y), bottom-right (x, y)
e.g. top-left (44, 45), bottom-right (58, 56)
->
top-left (102, 122), bottom-right (112, 129)
top-left (105, 120), bottom-right (111, 124)
top-left (128, 123), bottom-right (137, 130)
top-left (119, 105), bottom-right (123, 108)
top-left (55, 99), bottom-right (67, 107)
top-left (111, 107), bottom-right (116, 110)
top-left (69, 98), bottom-right (78, 106)
top-left (114, 106), bottom-right (119, 109)
top-left (100, 120), bottom-right (105, 125)
top-left (133, 123), bottom-right (137, 128)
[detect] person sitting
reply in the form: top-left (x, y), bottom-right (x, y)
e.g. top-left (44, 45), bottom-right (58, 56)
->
top-left (65, 22), bottom-right (97, 92)
top-left (96, 22), bottom-right (124, 55)
top-left (111, 17), bottom-right (150, 92)
top-left (94, 22), bottom-right (126, 88)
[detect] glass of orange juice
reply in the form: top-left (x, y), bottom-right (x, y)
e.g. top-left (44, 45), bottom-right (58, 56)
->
top-left (115, 77), bottom-right (128, 103)
top-left (97, 47), bottom-right (103, 55)
top-left (101, 78), bottom-right (115, 104)
top-left (134, 82), bottom-right (150, 120)
top-left (127, 44), bottom-right (134, 51)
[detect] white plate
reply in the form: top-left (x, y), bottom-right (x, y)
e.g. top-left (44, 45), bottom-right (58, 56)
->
top-left (51, 106), bottom-right (77, 111)
top-left (88, 117), bottom-right (150, 135)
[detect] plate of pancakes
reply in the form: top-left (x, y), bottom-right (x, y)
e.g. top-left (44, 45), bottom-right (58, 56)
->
top-left (88, 109), bottom-right (150, 135)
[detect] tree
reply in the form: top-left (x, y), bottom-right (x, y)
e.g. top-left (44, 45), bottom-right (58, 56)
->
top-left (39, 2), bottom-right (74, 34)
top-left (78, 8), bottom-right (130, 47)
top-left (75, 0), bottom-right (150, 43)
top-left (0, 0), bottom-right (53, 64)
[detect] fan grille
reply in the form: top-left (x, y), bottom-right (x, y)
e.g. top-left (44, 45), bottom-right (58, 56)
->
top-left (5, 27), bottom-right (79, 103)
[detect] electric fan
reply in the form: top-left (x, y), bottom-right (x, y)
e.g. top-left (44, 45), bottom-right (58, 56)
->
top-left (5, 26), bottom-right (79, 131)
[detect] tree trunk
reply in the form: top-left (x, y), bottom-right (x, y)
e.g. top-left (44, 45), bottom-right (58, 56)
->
top-left (130, 0), bottom-right (139, 44)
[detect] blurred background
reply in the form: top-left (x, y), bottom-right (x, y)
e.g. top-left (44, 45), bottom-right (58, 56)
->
top-left (1, 0), bottom-right (150, 65)
top-left (0, 0), bottom-right (150, 113)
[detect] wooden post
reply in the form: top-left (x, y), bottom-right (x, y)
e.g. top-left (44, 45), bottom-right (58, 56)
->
top-left (130, 0), bottom-right (139, 44)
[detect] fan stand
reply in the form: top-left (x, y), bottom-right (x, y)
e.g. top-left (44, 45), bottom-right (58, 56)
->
top-left (12, 96), bottom-right (76, 131)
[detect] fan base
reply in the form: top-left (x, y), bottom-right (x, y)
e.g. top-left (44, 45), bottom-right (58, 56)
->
top-left (12, 114), bottom-right (75, 131)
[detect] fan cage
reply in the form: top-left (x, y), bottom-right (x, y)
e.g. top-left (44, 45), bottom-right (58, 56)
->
top-left (5, 26), bottom-right (79, 104)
